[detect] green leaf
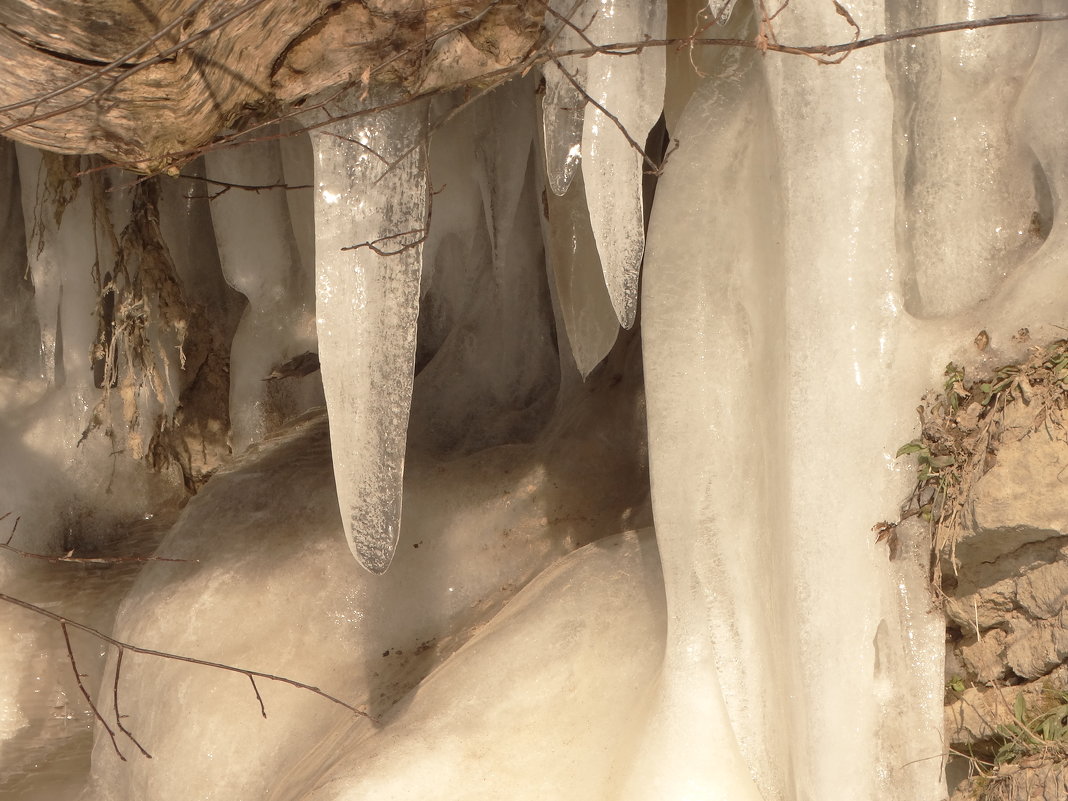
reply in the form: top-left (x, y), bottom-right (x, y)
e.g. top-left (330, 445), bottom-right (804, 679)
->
top-left (896, 441), bottom-right (927, 458)
top-left (1015, 693), bottom-right (1027, 724)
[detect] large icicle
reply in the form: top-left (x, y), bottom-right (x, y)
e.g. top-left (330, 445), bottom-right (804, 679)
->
top-left (312, 94), bottom-right (429, 574)
top-left (580, 0), bottom-right (666, 329)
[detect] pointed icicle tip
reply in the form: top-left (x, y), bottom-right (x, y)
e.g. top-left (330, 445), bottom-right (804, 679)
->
top-left (349, 514), bottom-right (400, 575)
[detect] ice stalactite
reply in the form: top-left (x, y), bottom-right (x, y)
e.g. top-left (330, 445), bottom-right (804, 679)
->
top-left (540, 162), bottom-right (619, 379)
top-left (541, 0), bottom-right (589, 197)
top-left (14, 146), bottom-right (95, 393)
top-left (204, 136), bottom-right (319, 453)
top-left (312, 93), bottom-right (429, 573)
top-left (579, 0), bottom-right (666, 329)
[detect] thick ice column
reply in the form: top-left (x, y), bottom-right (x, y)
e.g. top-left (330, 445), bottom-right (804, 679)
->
top-left (312, 94), bottom-right (428, 573)
top-left (626, 51), bottom-right (780, 801)
top-left (204, 137), bottom-right (317, 452)
top-left (581, 0), bottom-right (666, 329)
top-left (895, 0), bottom-right (1044, 317)
top-left (636, 2), bottom-right (944, 799)
top-left (763, 2), bottom-right (941, 797)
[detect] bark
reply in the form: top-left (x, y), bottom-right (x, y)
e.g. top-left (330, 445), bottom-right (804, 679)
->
top-left (0, 0), bottom-right (543, 171)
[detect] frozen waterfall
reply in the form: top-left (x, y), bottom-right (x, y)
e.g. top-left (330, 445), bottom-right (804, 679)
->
top-left (2, 2), bottom-right (1067, 800)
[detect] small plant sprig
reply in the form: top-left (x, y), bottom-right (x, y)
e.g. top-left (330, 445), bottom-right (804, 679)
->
top-left (888, 338), bottom-right (1068, 584)
top-left (993, 690), bottom-right (1068, 765)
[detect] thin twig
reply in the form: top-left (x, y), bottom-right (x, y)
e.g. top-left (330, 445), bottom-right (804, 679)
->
top-left (113, 647), bottom-right (153, 758)
top-left (0, 593), bottom-right (372, 722)
top-left (62, 622), bottom-right (126, 761)
top-left (341, 227), bottom-right (428, 257)
top-left (0, 540), bottom-right (195, 564)
top-left (249, 675), bottom-right (267, 719)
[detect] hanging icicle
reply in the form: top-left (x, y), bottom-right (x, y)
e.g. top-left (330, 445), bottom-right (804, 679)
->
top-left (311, 92), bottom-right (429, 574)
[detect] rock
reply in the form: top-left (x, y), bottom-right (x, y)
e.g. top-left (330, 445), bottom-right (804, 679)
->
top-left (962, 408), bottom-right (1068, 566)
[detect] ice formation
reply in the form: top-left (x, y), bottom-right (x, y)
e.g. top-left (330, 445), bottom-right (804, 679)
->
top-left (311, 94), bottom-right (429, 573)
top-left (542, 0), bottom-right (666, 329)
top-left (204, 136), bottom-right (320, 453)
top-left (2, 2), bottom-right (1067, 800)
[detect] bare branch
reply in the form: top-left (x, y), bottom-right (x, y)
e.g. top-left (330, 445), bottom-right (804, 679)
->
top-left (62, 622), bottom-right (127, 761)
top-left (113, 648), bottom-right (153, 758)
top-left (0, 540), bottom-right (195, 565)
top-left (0, 593), bottom-right (373, 738)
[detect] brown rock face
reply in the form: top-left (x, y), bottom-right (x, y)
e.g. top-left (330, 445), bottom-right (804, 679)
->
top-left (944, 410), bottom-right (1068, 801)
top-left (0, 1), bottom-right (543, 170)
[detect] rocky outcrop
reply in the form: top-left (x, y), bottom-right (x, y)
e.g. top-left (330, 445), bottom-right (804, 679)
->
top-left (943, 406), bottom-right (1068, 800)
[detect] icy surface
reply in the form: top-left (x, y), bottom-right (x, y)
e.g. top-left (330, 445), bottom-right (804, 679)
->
top-left (312, 94), bottom-right (429, 573)
top-left (580, 0), bottom-right (666, 329)
top-left (75, 373), bottom-right (649, 799)
top-left (891, 1), bottom-right (1046, 317)
top-left (6, 4), bottom-right (1068, 801)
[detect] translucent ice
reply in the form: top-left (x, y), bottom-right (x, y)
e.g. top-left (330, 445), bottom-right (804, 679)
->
top-left (312, 93), bottom-right (429, 573)
top-left (580, 0), bottom-right (666, 329)
top-left (539, 161), bottom-right (618, 379)
top-left (891, 0), bottom-right (1046, 317)
top-left (541, 0), bottom-right (590, 196)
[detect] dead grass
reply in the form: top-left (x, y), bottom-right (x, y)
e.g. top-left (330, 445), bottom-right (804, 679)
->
top-left (893, 334), bottom-right (1068, 587)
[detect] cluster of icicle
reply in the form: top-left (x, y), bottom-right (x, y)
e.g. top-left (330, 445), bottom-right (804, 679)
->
top-left (298, 1), bottom-right (1067, 798)
top-left (313, 0), bottom-right (701, 573)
